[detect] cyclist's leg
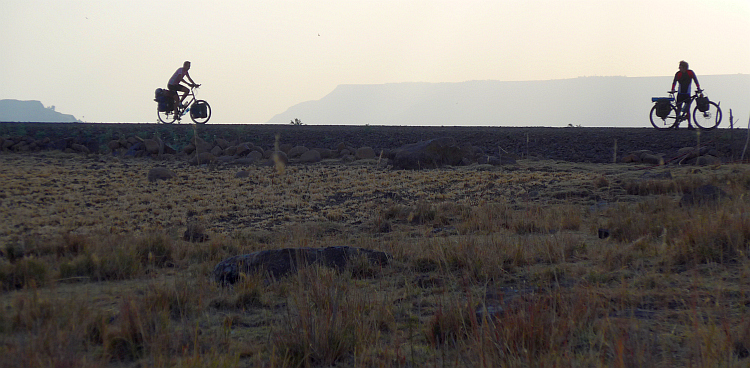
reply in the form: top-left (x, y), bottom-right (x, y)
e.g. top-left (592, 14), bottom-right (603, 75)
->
top-left (675, 94), bottom-right (690, 127)
top-left (176, 85), bottom-right (190, 105)
top-left (167, 85), bottom-right (181, 115)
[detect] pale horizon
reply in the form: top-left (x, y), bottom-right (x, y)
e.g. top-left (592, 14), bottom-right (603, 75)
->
top-left (2, 0), bottom-right (749, 125)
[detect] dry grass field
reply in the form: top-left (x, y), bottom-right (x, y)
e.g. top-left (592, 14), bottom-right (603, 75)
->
top-left (1, 151), bottom-right (750, 367)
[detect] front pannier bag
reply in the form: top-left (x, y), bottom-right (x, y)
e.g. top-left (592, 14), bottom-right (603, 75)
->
top-left (696, 95), bottom-right (710, 112)
top-left (191, 101), bottom-right (208, 119)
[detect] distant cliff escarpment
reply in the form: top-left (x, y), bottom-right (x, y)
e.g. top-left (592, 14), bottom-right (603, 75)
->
top-left (265, 75), bottom-right (750, 127)
top-left (0, 100), bottom-right (81, 123)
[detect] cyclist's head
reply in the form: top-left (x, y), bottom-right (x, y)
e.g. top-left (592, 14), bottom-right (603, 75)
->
top-left (679, 60), bottom-right (688, 70)
top-left (183, 61), bottom-right (191, 70)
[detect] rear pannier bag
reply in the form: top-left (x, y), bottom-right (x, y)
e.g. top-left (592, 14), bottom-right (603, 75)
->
top-left (651, 97), bottom-right (673, 119)
top-left (655, 101), bottom-right (672, 118)
top-left (154, 88), bottom-right (174, 112)
top-left (191, 101), bottom-right (208, 119)
top-left (696, 96), bottom-right (710, 112)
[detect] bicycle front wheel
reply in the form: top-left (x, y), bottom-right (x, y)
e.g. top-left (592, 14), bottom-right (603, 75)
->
top-left (190, 100), bottom-right (211, 124)
top-left (692, 101), bottom-right (722, 130)
top-left (649, 104), bottom-right (679, 130)
top-left (157, 108), bottom-right (176, 124)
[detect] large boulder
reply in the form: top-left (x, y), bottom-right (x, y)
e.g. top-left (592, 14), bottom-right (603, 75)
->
top-left (391, 137), bottom-right (472, 170)
top-left (288, 145), bottom-right (309, 158)
top-left (213, 246), bottom-right (391, 284)
top-left (299, 149), bottom-right (322, 163)
top-left (143, 139), bottom-right (160, 154)
top-left (356, 146), bottom-right (377, 160)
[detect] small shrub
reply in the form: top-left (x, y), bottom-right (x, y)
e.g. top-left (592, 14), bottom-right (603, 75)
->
top-left (0, 257), bottom-right (48, 291)
top-left (425, 302), bottom-right (474, 346)
top-left (135, 233), bottom-right (174, 267)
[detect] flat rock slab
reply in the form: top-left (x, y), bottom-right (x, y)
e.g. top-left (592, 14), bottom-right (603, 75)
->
top-left (213, 246), bottom-right (391, 284)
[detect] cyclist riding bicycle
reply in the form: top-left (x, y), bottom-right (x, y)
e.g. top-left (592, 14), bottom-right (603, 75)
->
top-left (670, 60), bottom-right (701, 129)
top-left (167, 61), bottom-right (200, 118)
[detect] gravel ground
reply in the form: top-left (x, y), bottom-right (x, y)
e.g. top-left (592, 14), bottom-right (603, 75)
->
top-left (0, 122), bottom-right (747, 163)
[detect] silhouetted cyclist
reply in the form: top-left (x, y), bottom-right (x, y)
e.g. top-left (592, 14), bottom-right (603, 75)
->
top-left (167, 61), bottom-right (200, 117)
top-left (670, 60), bottom-right (701, 129)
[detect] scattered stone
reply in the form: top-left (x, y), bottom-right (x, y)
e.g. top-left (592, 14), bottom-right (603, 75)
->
top-left (271, 151), bottom-right (288, 166)
top-left (233, 157), bottom-right (256, 166)
top-left (640, 153), bottom-right (664, 165)
top-left (248, 151), bottom-right (264, 161)
top-left (679, 184), bottom-right (728, 207)
top-left (189, 152), bottom-right (216, 165)
top-left (143, 139), bottom-right (160, 154)
top-left (234, 143), bottom-right (251, 156)
top-left (71, 143), bottom-right (90, 154)
top-left (299, 149), bottom-right (322, 163)
top-left (215, 138), bottom-right (230, 150)
top-left (598, 228), bottom-right (610, 239)
top-left (355, 146), bottom-right (377, 160)
top-left (391, 137), bottom-right (473, 170)
top-left (147, 167), bottom-right (176, 182)
top-left (184, 222), bottom-right (209, 242)
top-left (640, 170), bottom-right (672, 180)
top-left (314, 148), bottom-right (335, 159)
top-left (235, 170), bottom-right (250, 178)
top-left (287, 145), bottom-right (309, 158)
top-left (213, 246), bottom-right (391, 284)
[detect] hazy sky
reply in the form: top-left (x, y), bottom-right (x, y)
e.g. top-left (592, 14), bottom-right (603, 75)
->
top-left (2, 0), bottom-right (749, 124)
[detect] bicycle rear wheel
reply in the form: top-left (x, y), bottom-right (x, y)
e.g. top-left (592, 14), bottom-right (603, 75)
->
top-left (649, 104), bottom-right (679, 130)
top-left (157, 108), bottom-right (176, 124)
top-left (692, 101), bottom-right (722, 130)
top-left (190, 100), bottom-right (211, 124)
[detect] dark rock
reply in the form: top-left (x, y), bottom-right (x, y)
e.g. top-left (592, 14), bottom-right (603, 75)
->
top-left (313, 148), bottom-right (335, 159)
top-left (213, 246), bottom-right (391, 284)
top-left (287, 145), bottom-right (309, 158)
top-left (184, 223), bottom-right (209, 242)
top-left (356, 146), bottom-right (377, 160)
top-left (598, 228), bottom-right (610, 239)
top-left (215, 138), bottom-right (230, 150)
top-left (107, 140), bottom-right (121, 151)
top-left (271, 151), bottom-right (288, 166)
top-left (147, 167), bottom-right (176, 182)
top-left (391, 137), bottom-right (472, 170)
top-left (143, 139), bottom-right (160, 154)
top-left (299, 149), bottom-right (322, 163)
top-left (278, 143), bottom-right (293, 154)
top-left (235, 170), bottom-right (250, 178)
top-left (640, 170), bottom-right (672, 180)
top-left (189, 152), bottom-right (216, 165)
top-left (679, 184), bottom-right (728, 207)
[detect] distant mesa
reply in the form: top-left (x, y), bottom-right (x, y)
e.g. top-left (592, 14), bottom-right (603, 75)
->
top-left (0, 99), bottom-right (81, 123)
top-left (265, 75), bottom-right (750, 127)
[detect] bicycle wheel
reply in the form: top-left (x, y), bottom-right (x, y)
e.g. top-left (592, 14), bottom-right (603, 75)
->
top-left (649, 104), bottom-right (679, 130)
top-left (190, 100), bottom-right (211, 124)
top-left (157, 107), bottom-right (176, 124)
top-left (692, 101), bottom-right (722, 130)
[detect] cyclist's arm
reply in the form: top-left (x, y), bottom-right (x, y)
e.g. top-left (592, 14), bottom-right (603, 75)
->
top-left (692, 72), bottom-right (701, 90)
top-left (184, 71), bottom-right (197, 87)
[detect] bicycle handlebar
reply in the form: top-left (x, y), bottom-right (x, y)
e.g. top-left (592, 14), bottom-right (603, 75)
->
top-left (668, 89), bottom-right (704, 95)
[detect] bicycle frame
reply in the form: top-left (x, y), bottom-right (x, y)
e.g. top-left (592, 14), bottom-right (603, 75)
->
top-left (176, 88), bottom-right (199, 116)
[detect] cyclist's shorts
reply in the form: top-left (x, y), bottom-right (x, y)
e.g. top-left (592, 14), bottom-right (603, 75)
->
top-left (167, 84), bottom-right (187, 92)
